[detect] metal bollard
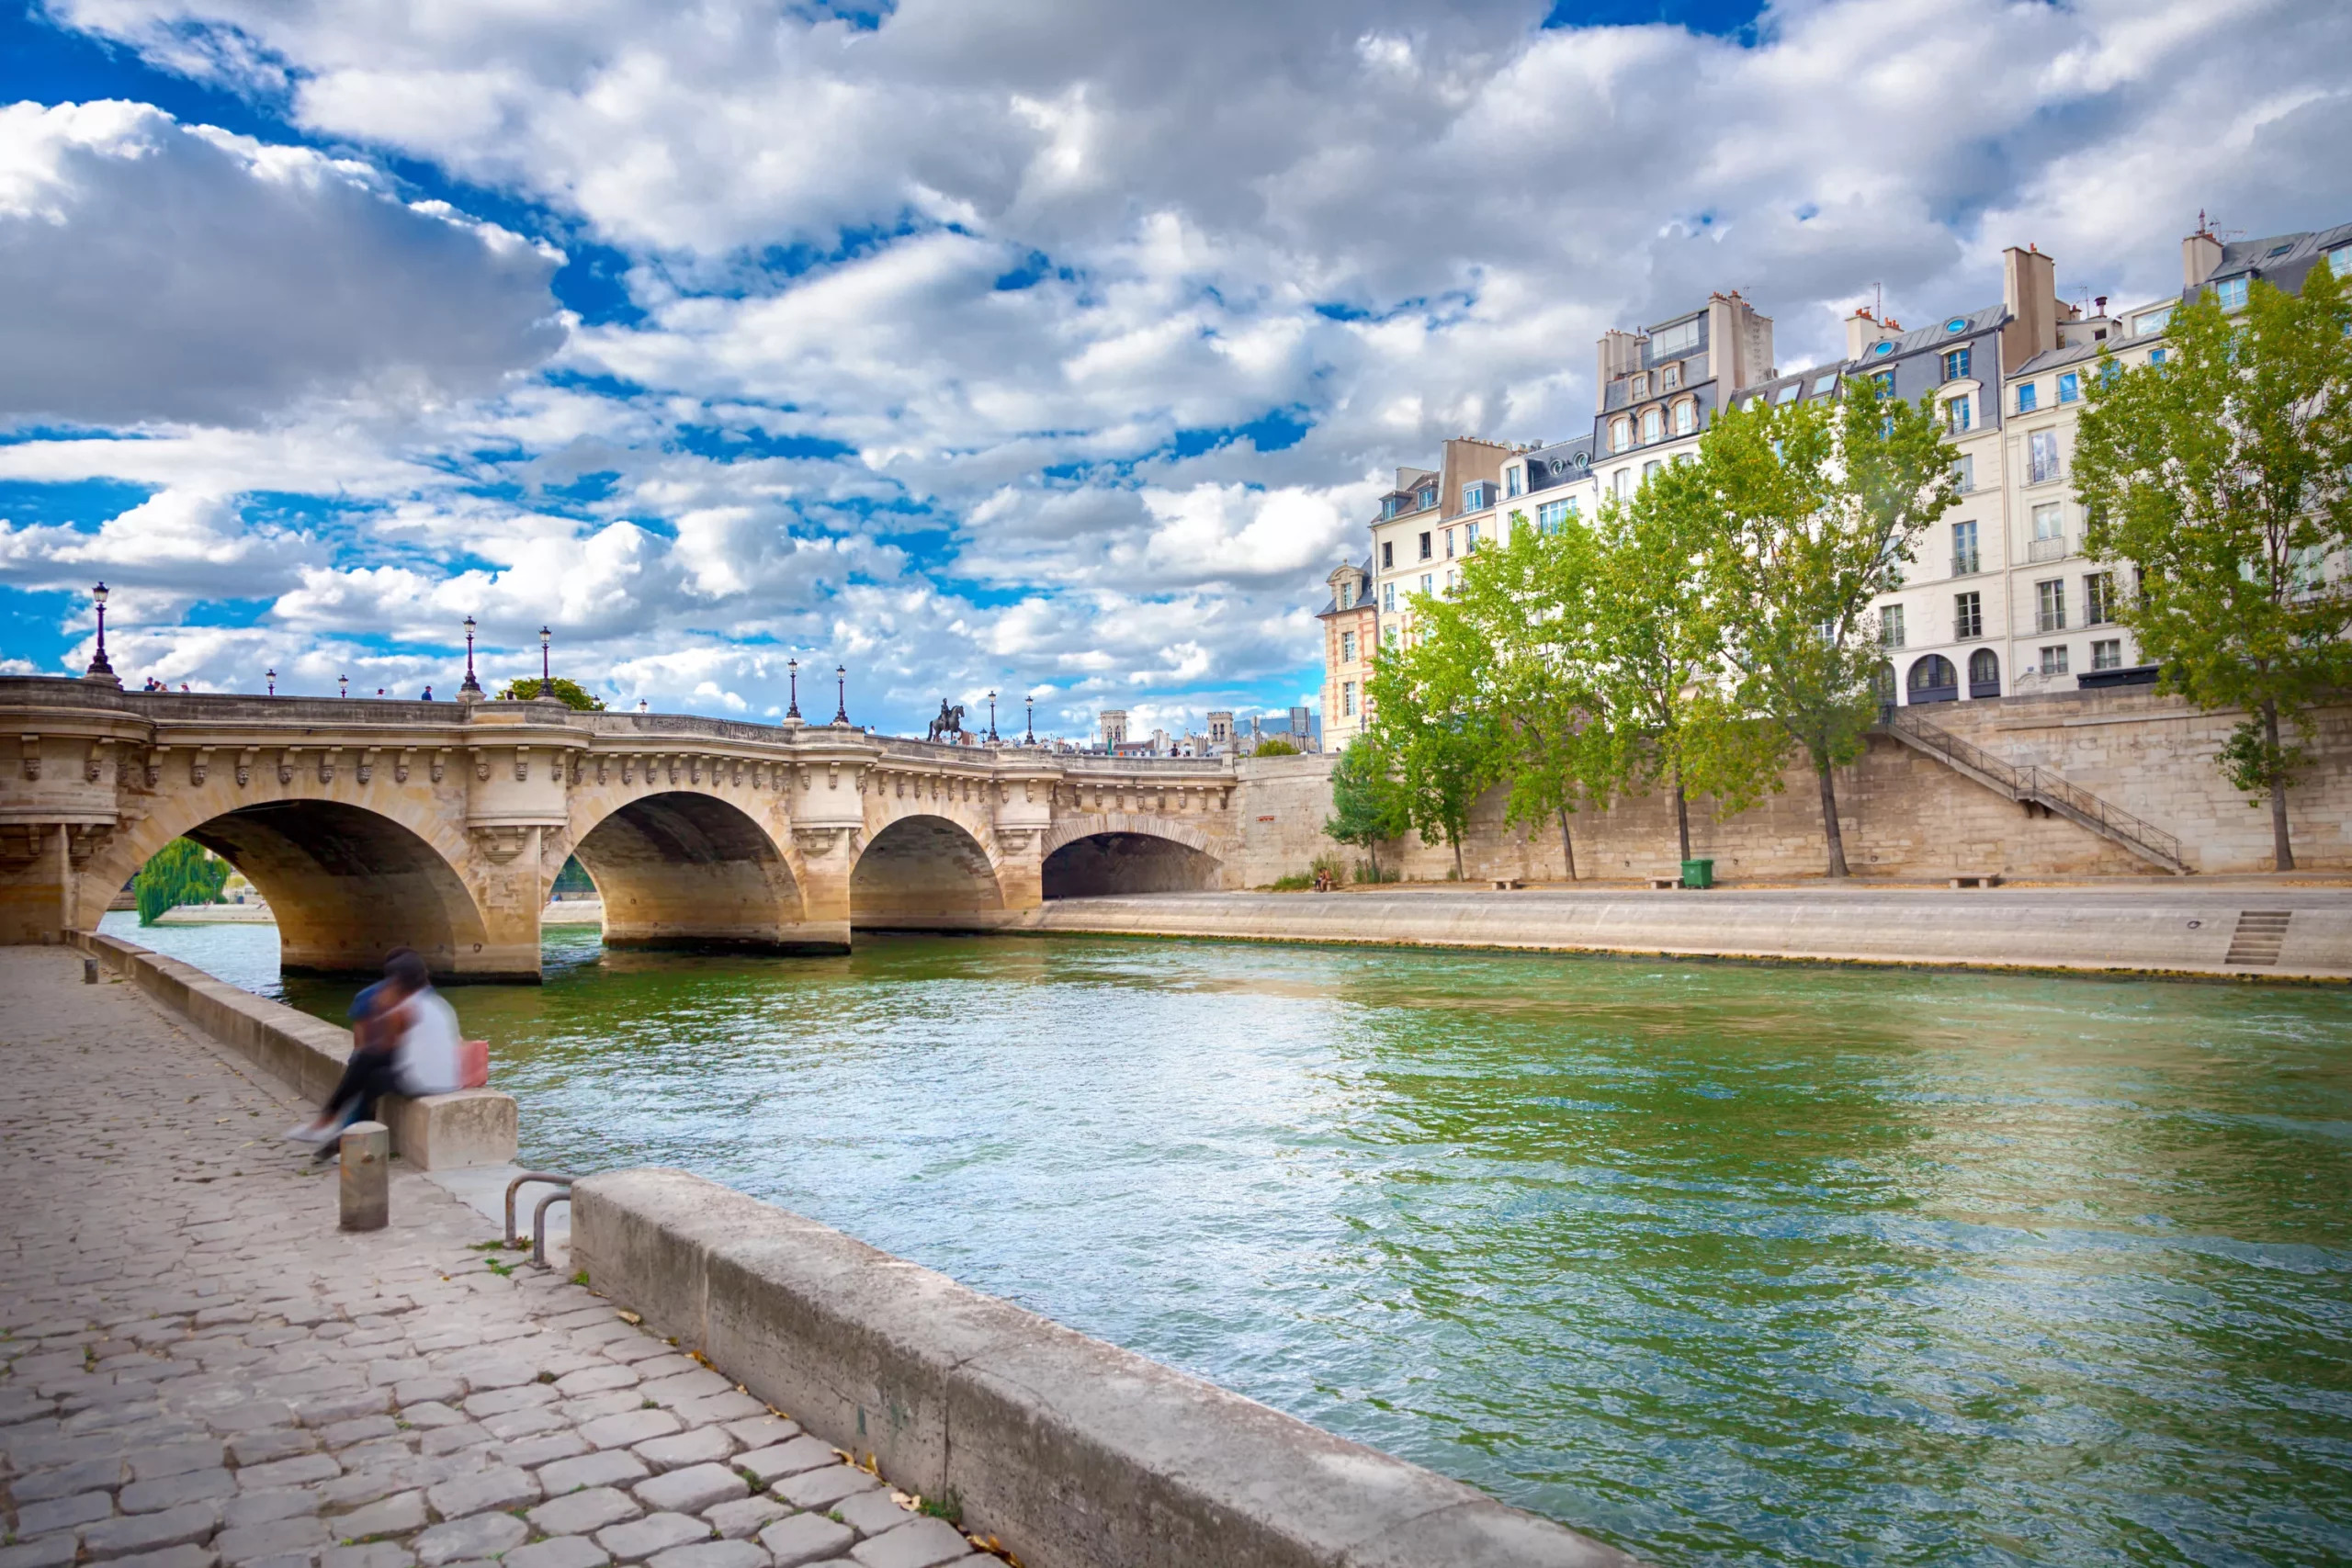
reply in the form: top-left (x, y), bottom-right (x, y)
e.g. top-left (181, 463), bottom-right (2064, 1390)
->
top-left (339, 1121), bottom-right (390, 1232)
top-left (83, 957), bottom-right (98, 984)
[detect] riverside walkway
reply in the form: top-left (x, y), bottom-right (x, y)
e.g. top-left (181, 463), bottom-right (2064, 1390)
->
top-left (0, 948), bottom-right (999, 1568)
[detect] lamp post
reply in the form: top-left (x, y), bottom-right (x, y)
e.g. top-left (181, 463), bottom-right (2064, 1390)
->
top-left (786, 658), bottom-right (801, 720)
top-left (538, 626), bottom-right (554, 698)
top-left (339, 674), bottom-right (348, 699)
top-left (85, 582), bottom-right (116, 683)
top-left (1024, 695), bottom-right (1035, 746)
top-left (266, 667), bottom-right (277, 697)
top-left (986, 690), bottom-right (999, 744)
top-left (832, 665), bottom-right (849, 727)
top-left (458, 615), bottom-right (483, 700)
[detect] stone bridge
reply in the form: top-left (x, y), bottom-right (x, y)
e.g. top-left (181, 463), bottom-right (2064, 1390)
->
top-left (0, 678), bottom-right (1249, 980)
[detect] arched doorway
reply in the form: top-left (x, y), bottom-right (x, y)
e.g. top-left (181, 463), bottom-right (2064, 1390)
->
top-left (1041, 832), bottom-right (1221, 898)
top-left (1907, 654), bottom-right (1959, 705)
top-left (572, 792), bottom-right (820, 953)
top-left (851, 815), bottom-right (1004, 931)
top-left (1968, 648), bottom-right (2001, 699)
top-left (177, 800), bottom-right (493, 979)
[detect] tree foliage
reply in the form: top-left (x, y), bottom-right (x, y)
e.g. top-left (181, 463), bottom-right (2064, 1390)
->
top-left (1363, 581), bottom-right (1503, 878)
top-left (1251, 736), bottom-right (1301, 756)
top-left (1322, 736), bottom-right (1411, 875)
top-left (2072, 264), bottom-right (2352, 870)
top-left (496, 675), bottom-right (606, 710)
top-left (135, 837), bottom-right (230, 926)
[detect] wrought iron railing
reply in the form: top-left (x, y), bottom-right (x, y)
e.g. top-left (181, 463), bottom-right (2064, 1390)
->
top-left (1882, 707), bottom-right (2184, 869)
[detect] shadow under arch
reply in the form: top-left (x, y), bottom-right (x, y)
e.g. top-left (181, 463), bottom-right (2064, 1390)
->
top-left (179, 799), bottom-right (496, 980)
top-left (1041, 830), bottom-right (1223, 898)
top-left (851, 814), bottom-right (1005, 931)
top-left (571, 791), bottom-right (827, 954)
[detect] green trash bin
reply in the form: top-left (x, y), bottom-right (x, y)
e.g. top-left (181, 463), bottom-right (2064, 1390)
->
top-left (1679, 858), bottom-right (1714, 889)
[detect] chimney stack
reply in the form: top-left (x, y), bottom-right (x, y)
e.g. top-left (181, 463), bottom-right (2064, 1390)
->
top-left (2000, 243), bottom-right (2060, 375)
top-left (2182, 220), bottom-right (2223, 290)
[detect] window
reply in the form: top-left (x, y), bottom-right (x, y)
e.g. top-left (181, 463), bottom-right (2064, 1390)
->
top-left (1381, 496), bottom-right (1400, 520)
top-left (1506, 467), bottom-right (1522, 499)
top-left (1871, 369), bottom-right (1895, 397)
top-left (1774, 382), bottom-right (1801, 405)
top-left (1465, 522), bottom-right (1480, 552)
top-left (2085, 571), bottom-right (2116, 625)
top-left (1641, 408), bottom-right (1663, 443)
top-left (1951, 520), bottom-right (1979, 576)
top-left (1907, 654), bottom-right (1958, 701)
top-left (1943, 346), bottom-right (1971, 380)
top-left (1384, 622), bottom-right (1397, 647)
top-left (2029, 429), bottom-right (2062, 485)
top-left (1611, 418), bottom-right (1631, 453)
top-left (1969, 648), bottom-right (1999, 695)
top-left (1419, 532), bottom-right (1432, 561)
top-left (1337, 581), bottom-right (1351, 610)
top-left (2036, 579), bottom-right (2066, 633)
top-left (1812, 374), bottom-right (1839, 396)
top-left (2091, 639), bottom-right (2122, 671)
top-left (1952, 453), bottom-right (1975, 493)
top-left (1419, 487), bottom-right (1436, 510)
top-left (1643, 459), bottom-right (1663, 486)
top-left (1341, 681), bottom-right (1354, 716)
top-left (2148, 348), bottom-right (2166, 367)
top-left (2214, 276), bottom-right (2249, 310)
top-left (1954, 591), bottom-right (1983, 640)
top-left (1661, 362), bottom-right (1681, 390)
top-left (1674, 400), bottom-right (1695, 435)
top-left (1445, 529), bottom-right (1455, 559)
top-left (1631, 373), bottom-right (1650, 399)
top-left (1420, 573), bottom-right (1433, 597)
top-left (1340, 631), bottom-right (1355, 663)
top-left (1461, 482), bottom-right (1490, 512)
top-left (1536, 499), bottom-right (1576, 533)
top-left (2040, 645), bottom-right (2069, 675)
top-left (2017, 381), bottom-right (2038, 413)
top-left (1382, 583), bottom-right (1396, 613)
top-left (1944, 395), bottom-right (1972, 434)
top-left (1614, 469), bottom-right (1632, 500)
top-left (1651, 318), bottom-right (1701, 358)
top-left (2058, 371), bottom-right (2081, 404)
top-left (1880, 604), bottom-right (1906, 649)
top-left (2133, 306), bottom-right (2174, 336)
top-left (1381, 541), bottom-right (1394, 570)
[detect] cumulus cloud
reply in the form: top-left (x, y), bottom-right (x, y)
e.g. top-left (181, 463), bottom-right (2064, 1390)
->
top-left (0, 99), bottom-right (568, 426)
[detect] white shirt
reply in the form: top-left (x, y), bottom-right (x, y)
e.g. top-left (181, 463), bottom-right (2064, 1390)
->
top-left (396, 987), bottom-right (465, 1097)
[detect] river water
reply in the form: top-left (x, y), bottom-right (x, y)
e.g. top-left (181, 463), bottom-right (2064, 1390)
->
top-left (102, 912), bottom-right (2352, 1567)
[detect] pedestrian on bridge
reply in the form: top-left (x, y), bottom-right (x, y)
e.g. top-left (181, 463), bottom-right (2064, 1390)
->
top-left (282, 948), bottom-right (465, 1156)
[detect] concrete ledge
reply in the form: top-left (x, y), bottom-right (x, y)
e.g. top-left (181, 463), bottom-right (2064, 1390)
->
top-left (571, 1168), bottom-right (1637, 1568)
top-left (75, 931), bottom-right (520, 1169)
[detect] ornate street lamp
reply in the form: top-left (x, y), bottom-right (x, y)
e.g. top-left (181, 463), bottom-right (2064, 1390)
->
top-left (786, 658), bottom-right (801, 720)
top-left (538, 626), bottom-right (555, 698)
top-left (1024, 695), bottom-right (1035, 746)
top-left (458, 615), bottom-right (483, 699)
top-left (266, 667), bottom-right (277, 697)
top-left (339, 674), bottom-right (348, 699)
top-left (85, 582), bottom-right (116, 682)
top-left (986, 690), bottom-right (1000, 744)
top-left (832, 665), bottom-right (849, 727)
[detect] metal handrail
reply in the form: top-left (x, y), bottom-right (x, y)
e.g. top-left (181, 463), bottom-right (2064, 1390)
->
top-left (1883, 708), bottom-right (2184, 868)
top-left (503, 1171), bottom-right (575, 1247)
top-left (531, 1191), bottom-right (572, 1270)
top-left (2017, 763), bottom-right (2184, 864)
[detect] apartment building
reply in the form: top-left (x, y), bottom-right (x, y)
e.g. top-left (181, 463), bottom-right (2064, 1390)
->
top-left (1317, 558), bottom-right (1378, 745)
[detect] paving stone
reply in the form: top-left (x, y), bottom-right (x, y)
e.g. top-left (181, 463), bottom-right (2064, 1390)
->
top-left (395, 1404), bottom-right (467, 1430)
top-left (503, 1540), bottom-right (610, 1568)
top-left (633, 1373), bottom-right (729, 1409)
top-left (538, 1450), bottom-right (652, 1495)
top-left (482, 1407), bottom-right (571, 1442)
top-left (83, 1505), bottom-right (225, 1562)
top-left (320, 1418), bottom-right (400, 1450)
top-left (122, 1469), bottom-right (237, 1513)
top-left (718, 1419), bottom-right (798, 1452)
top-left (327, 1493), bottom-right (427, 1540)
top-left (498, 1432), bottom-right (592, 1471)
top-left (106, 1546), bottom-right (219, 1568)
top-left (14, 1456), bottom-right (128, 1502)
top-left (201, 1405), bottom-right (297, 1437)
top-left (701, 1498), bottom-right (788, 1541)
top-left (0, 1537), bottom-right (81, 1568)
top-left (416, 1426), bottom-right (493, 1459)
top-left (644, 1543), bottom-right (765, 1568)
top-left (556, 1394), bottom-right (645, 1427)
top-left (667, 1396), bottom-right (764, 1430)
top-left (463, 1384), bottom-right (556, 1420)
top-left (526, 1488), bottom-right (643, 1538)
top-left (412, 1515), bottom-right (527, 1568)
top-left (551, 1366), bottom-right (638, 1398)
top-left (737, 1439), bottom-right (836, 1485)
top-left (227, 1433), bottom-right (319, 1468)
top-left (592, 1514), bottom-right (711, 1562)
top-left (237, 1453), bottom-right (340, 1492)
top-left (630, 1429), bottom-right (735, 1473)
top-left (423, 1465), bottom-right (540, 1519)
top-left (293, 1391), bottom-right (392, 1427)
top-left (755, 1517), bottom-right (853, 1568)
top-left (213, 1517), bottom-right (329, 1566)
top-left (390, 1380), bottom-right (464, 1410)
top-left (128, 1441), bottom-right (228, 1482)
top-left (633, 1464), bottom-right (746, 1516)
top-left (580, 1412), bottom-right (678, 1452)
top-left (771, 1468), bottom-right (878, 1512)
top-left (16, 1490), bottom-right (117, 1536)
top-left (830, 1494), bottom-right (911, 1540)
top-left (842, 1518), bottom-right (968, 1568)
top-left (320, 1547), bottom-right (413, 1568)
top-left (222, 1492), bottom-right (322, 1529)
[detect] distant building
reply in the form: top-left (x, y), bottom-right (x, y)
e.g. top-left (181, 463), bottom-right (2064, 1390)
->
top-left (1099, 709), bottom-right (1127, 750)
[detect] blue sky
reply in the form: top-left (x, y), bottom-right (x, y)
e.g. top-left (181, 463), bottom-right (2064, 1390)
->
top-left (3, 0), bottom-right (2347, 736)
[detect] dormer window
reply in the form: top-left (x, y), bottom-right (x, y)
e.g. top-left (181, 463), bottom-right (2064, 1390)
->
top-left (1419, 486), bottom-right (1436, 510)
top-left (1381, 496), bottom-right (1400, 520)
top-left (1630, 373), bottom-right (1650, 399)
top-left (1506, 466), bottom-right (1522, 498)
top-left (2214, 276), bottom-right (2249, 310)
top-left (1611, 418), bottom-right (1631, 453)
top-left (1462, 480), bottom-right (1493, 512)
top-left (1673, 399), bottom-right (1695, 435)
top-left (1640, 408), bottom-right (1663, 444)
top-left (1942, 346), bottom-right (1970, 381)
top-left (1660, 362), bottom-right (1680, 390)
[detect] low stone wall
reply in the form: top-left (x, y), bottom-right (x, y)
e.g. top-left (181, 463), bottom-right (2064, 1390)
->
top-left (571, 1167), bottom-right (1638, 1568)
top-left (74, 931), bottom-right (519, 1168)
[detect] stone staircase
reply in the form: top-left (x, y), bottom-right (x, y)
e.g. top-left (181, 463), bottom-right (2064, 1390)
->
top-left (1879, 706), bottom-right (2191, 874)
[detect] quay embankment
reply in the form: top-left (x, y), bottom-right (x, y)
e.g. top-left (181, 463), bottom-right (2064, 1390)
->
top-left (1009, 882), bottom-right (2352, 981)
top-left (11, 938), bottom-right (1641, 1568)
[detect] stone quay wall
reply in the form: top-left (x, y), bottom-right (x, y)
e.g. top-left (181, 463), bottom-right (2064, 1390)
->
top-left (1227, 688), bottom-right (2352, 885)
top-left (571, 1168), bottom-right (1637, 1568)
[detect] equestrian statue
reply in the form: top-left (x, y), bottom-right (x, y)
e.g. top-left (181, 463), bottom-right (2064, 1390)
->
top-left (926, 701), bottom-right (966, 744)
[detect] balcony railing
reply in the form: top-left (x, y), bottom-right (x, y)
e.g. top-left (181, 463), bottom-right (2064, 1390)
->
top-left (2028, 536), bottom-right (2068, 562)
top-left (1951, 552), bottom-right (1980, 577)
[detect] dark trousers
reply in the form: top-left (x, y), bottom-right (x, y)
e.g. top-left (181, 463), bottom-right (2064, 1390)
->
top-left (325, 1050), bottom-right (402, 1130)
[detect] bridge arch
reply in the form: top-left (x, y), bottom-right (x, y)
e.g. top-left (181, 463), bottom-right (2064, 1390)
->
top-left (571, 791), bottom-right (820, 954)
top-left (90, 795), bottom-right (493, 980)
top-left (1040, 813), bottom-right (1223, 898)
top-left (851, 813), bottom-right (1005, 931)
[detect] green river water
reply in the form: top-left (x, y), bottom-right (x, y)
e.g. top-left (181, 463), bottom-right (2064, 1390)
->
top-left (102, 912), bottom-right (2352, 1566)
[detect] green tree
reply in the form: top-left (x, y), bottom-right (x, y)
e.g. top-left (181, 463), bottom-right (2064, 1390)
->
top-left (1364, 587), bottom-right (1504, 880)
top-left (2072, 265), bottom-right (2352, 870)
top-left (1322, 735), bottom-right (1411, 878)
top-left (135, 838), bottom-right (230, 926)
top-left (497, 675), bottom-right (606, 710)
top-left (1252, 736), bottom-right (1301, 756)
top-left (1700, 380), bottom-right (1960, 875)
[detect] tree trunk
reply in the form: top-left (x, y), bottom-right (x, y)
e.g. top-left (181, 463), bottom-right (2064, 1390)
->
top-left (1367, 839), bottom-right (1381, 880)
top-left (1671, 763), bottom-right (1691, 863)
top-left (1453, 833), bottom-right (1465, 882)
top-left (1816, 754), bottom-right (1849, 878)
top-left (2265, 699), bottom-right (2295, 872)
top-left (1556, 805), bottom-right (1577, 882)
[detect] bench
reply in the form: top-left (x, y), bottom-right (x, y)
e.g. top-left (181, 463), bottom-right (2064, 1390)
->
top-left (1949, 874), bottom-right (2004, 889)
top-left (1645, 874), bottom-right (1682, 891)
top-left (1489, 877), bottom-right (1524, 891)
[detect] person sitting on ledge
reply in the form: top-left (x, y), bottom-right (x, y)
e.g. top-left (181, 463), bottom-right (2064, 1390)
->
top-left (283, 947), bottom-right (464, 1157)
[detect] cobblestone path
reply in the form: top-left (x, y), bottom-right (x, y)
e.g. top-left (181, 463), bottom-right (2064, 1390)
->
top-left (2, 950), bottom-right (999, 1568)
